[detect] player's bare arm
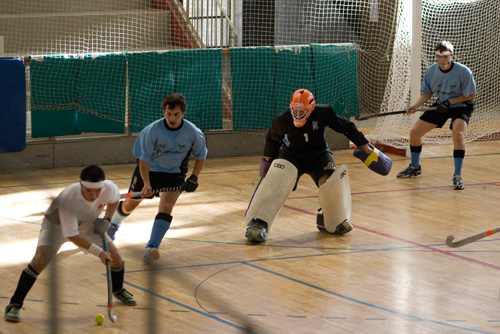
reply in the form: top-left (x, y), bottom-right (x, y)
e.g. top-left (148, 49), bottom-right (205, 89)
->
top-left (67, 234), bottom-right (112, 264)
top-left (191, 158), bottom-right (206, 177)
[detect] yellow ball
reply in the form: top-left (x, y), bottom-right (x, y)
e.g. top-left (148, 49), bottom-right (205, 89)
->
top-left (95, 313), bottom-right (105, 325)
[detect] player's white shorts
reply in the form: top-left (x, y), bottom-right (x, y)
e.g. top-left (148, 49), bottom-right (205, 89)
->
top-left (38, 223), bottom-right (111, 252)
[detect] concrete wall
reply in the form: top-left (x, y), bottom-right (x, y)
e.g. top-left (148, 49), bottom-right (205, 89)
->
top-left (0, 130), bottom-right (349, 170)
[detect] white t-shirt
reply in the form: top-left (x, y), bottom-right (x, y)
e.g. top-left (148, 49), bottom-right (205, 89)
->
top-left (42, 180), bottom-right (120, 238)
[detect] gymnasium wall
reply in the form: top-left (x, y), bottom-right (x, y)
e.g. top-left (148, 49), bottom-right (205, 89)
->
top-left (0, 44), bottom-right (355, 170)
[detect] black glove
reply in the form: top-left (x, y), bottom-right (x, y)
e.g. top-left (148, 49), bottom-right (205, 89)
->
top-left (93, 217), bottom-right (111, 234)
top-left (436, 100), bottom-right (451, 113)
top-left (182, 175), bottom-right (199, 192)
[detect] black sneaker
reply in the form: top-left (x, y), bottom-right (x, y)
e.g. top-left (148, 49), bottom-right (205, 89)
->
top-left (245, 219), bottom-right (268, 243)
top-left (114, 288), bottom-right (137, 306)
top-left (317, 214), bottom-right (353, 235)
top-left (5, 303), bottom-right (21, 322)
top-left (333, 220), bottom-right (353, 235)
top-left (397, 164), bottom-right (422, 178)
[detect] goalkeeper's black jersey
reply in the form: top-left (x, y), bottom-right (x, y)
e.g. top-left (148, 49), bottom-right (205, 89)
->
top-left (263, 104), bottom-right (368, 158)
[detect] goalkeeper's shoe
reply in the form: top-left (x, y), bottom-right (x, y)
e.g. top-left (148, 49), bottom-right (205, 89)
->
top-left (334, 220), bottom-right (353, 235)
top-left (317, 214), bottom-right (353, 235)
top-left (245, 219), bottom-right (268, 243)
top-left (114, 288), bottom-right (137, 306)
top-left (5, 303), bottom-right (21, 322)
top-left (397, 164), bottom-right (422, 178)
top-left (453, 174), bottom-right (465, 190)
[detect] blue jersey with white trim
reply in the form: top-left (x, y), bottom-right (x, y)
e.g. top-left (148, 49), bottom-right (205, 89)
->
top-left (421, 61), bottom-right (477, 107)
top-left (133, 118), bottom-right (207, 173)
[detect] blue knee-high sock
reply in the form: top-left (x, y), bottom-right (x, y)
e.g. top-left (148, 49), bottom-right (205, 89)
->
top-left (454, 150), bottom-right (465, 175)
top-left (410, 145), bottom-right (422, 168)
top-left (146, 213), bottom-right (172, 249)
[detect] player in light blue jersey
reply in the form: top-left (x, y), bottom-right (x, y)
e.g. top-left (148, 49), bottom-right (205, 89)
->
top-left (108, 93), bottom-right (207, 262)
top-left (397, 41), bottom-right (477, 190)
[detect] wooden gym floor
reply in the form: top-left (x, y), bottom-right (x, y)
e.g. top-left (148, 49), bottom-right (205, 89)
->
top-left (2, 140), bottom-right (500, 334)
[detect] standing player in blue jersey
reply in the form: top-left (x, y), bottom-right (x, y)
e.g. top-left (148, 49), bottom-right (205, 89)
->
top-left (108, 93), bottom-right (207, 262)
top-left (397, 41), bottom-right (477, 190)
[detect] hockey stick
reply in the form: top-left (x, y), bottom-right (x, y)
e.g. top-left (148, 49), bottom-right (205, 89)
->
top-left (120, 186), bottom-right (182, 199)
top-left (354, 107), bottom-right (436, 121)
top-left (445, 227), bottom-right (500, 248)
top-left (102, 233), bottom-right (117, 322)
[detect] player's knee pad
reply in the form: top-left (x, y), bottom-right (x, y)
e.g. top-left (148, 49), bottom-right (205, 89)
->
top-left (245, 159), bottom-right (297, 232)
top-left (317, 164), bottom-right (352, 234)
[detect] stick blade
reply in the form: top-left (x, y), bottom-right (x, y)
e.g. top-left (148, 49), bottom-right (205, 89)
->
top-left (445, 235), bottom-right (457, 248)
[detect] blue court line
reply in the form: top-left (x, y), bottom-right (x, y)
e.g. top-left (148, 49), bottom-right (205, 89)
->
top-left (123, 281), bottom-right (252, 332)
top-left (243, 261), bottom-right (495, 334)
top-left (125, 241), bottom-right (500, 275)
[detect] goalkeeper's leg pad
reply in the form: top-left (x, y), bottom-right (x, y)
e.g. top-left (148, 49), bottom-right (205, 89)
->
top-left (318, 165), bottom-right (352, 234)
top-left (245, 159), bottom-right (297, 233)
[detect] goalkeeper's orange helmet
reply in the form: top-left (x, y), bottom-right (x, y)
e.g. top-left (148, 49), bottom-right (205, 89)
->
top-left (290, 89), bottom-right (316, 127)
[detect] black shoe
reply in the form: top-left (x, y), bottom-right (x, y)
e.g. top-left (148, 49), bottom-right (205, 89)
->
top-left (333, 219), bottom-right (353, 235)
top-left (5, 303), bottom-right (21, 322)
top-left (245, 219), bottom-right (268, 243)
top-left (317, 212), bottom-right (353, 235)
top-left (397, 164), bottom-right (422, 178)
top-left (114, 288), bottom-right (137, 306)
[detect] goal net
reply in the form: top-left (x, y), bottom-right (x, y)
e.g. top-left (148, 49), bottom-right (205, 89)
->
top-left (365, 0), bottom-right (500, 150)
top-left (1, 0), bottom-right (499, 147)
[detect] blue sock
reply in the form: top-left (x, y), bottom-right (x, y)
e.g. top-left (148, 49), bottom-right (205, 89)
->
top-left (454, 158), bottom-right (464, 176)
top-left (146, 213), bottom-right (172, 249)
top-left (453, 150), bottom-right (465, 176)
top-left (410, 151), bottom-right (421, 168)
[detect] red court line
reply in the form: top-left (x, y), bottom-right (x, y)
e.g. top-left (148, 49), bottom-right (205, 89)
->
top-left (288, 181), bottom-right (500, 200)
top-left (282, 203), bottom-right (500, 271)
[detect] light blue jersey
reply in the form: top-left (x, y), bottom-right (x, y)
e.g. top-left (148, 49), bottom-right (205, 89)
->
top-left (421, 61), bottom-right (477, 107)
top-left (133, 118), bottom-right (207, 173)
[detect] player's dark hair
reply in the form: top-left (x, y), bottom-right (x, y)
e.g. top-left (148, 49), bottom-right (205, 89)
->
top-left (80, 165), bottom-right (105, 182)
top-left (435, 40), bottom-right (454, 55)
top-left (162, 93), bottom-right (187, 113)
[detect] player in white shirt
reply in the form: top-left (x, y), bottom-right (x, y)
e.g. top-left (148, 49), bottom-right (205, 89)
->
top-left (5, 165), bottom-right (136, 323)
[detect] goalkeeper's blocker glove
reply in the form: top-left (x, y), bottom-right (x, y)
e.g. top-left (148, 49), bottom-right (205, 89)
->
top-left (353, 144), bottom-right (393, 176)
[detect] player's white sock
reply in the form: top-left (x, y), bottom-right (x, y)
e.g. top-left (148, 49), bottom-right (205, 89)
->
top-left (111, 210), bottom-right (127, 229)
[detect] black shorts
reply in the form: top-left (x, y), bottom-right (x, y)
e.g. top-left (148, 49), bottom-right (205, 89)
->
top-left (279, 148), bottom-right (336, 187)
top-left (128, 165), bottom-right (185, 199)
top-left (420, 104), bottom-right (474, 130)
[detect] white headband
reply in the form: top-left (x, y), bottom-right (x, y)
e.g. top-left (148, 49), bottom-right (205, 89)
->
top-left (436, 50), bottom-right (453, 56)
top-left (81, 180), bottom-right (105, 188)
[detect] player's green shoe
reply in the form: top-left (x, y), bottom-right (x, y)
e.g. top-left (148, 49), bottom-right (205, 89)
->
top-left (114, 288), bottom-right (137, 306)
top-left (5, 303), bottom-right (21, 322)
